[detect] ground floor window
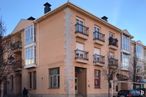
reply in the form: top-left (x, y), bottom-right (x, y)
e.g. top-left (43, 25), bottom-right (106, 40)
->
top-left (49, 67), bottom-right (60, 88)
top-left (29, 71), bottom-right (36, 89)
top-left (94, 70), bottom-right (101, 88)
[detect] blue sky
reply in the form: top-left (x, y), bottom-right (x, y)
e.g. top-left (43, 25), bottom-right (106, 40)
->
top-left (0, 0), bottom-right (146, 45)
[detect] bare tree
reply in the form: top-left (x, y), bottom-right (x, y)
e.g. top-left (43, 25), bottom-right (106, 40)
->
top-left (0, 17), bottom-right (6, 81)
top-left (0, 17), bottom-right (22, 97)
top-left (0, 16), bottom-right (22, 97)
top-left (0, 17), bottom-right (7, 97)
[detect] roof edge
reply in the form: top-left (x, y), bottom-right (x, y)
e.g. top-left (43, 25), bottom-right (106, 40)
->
top-left (35, 2), bottom-right (122, 33)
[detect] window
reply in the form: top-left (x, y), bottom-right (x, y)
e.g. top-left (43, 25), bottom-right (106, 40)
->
top-left (122, 54), bottom-right (130, 69)
top-left (49, 68), bottom-right (60, 88)
top-left (136, 45), bottom-right (144, 60)
top-left (75, 43), bottom-right (88, 60)
top-left (24, 25), bottom-right (36, 66)
top-left (76, 18), bottom-right (84, 33)
top-left (76, 18), bottom-right (84, 25)
top-left (109, 32), bottom-right (114, 38)
top-left (76, 42), bottom-right (84, 50)
top-left (122, 35), bottom-right (130, 51)
top-left (93, 26), bottom-right (100, 39)
top-left (109, 52), bottom-right (114, 58)
top-left (93, 48), bottom-right (101, 62)
top-left (93, 25), bottom-right (105, 41)
top-left (10, 75), bottom-right (14, 90)
top-left (94, 70), bottom-right (101, 88)
top-left (94, 48), bottom-right (100, 55)
top-left (25, 25), bottom-right (35, 45)
top-left (94, 25), bottom-right (100, 32)
top-left (29, 71), bottom-right (36, 89)
top-left (25, 46), bottom-right (35, 65)
top-left (29, 72), bottom-right (32, 89)
top-left (33, 71), bottom-right (36, 89)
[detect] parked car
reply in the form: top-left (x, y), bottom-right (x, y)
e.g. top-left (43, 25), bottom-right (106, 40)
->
top-left (136, 88), bottom-right (146, 97)
top-left (117, 90), bottom-right (143, 97)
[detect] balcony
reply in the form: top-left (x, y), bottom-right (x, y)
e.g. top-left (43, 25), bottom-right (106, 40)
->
top-left (75, 49), bottom-right (88, 64)
top-left (75, 23), bottom-right (89, 40)
top-left (11, 41), bottom-right (22, 53)
top-left (93, 54), bottom-right (105, 66)
top-left (108, 57), bottom-right (118, 68)
top-left (93, 31), bottom-right (105, 45)
top-left (109, 37), bottom-right (118, 50)
top-left (13, 59), bottom-right (22, 71)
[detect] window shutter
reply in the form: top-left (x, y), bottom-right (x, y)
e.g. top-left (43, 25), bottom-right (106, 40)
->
top-left (76, 43), bottom-right (84, 50)
top-left (94, 48), bottom-right (100, 55)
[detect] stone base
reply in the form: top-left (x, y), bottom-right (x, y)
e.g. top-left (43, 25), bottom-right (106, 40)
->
top-left (30, 93), bottom-right (110, 97)
top-left (31, 94), bottom-right (75, 97)
top-left (87, 93), bottom-right (108, 97)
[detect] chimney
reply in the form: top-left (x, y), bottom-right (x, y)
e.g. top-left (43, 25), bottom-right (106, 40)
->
top-left (101, 16), bottom-right (108, 22)
top-left (44, 2), bottom-right (51, 14)
top-left (27, 16), bottom-right (35, 20)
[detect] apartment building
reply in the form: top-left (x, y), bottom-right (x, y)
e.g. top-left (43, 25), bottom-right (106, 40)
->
top-left (21, 2), bottom-right (121, 97)
top-left (131, 41), bottom-right (145, 89)
top-left (0, 18), bottom-right (35, 97)
top-left (1, 31), bottom-right (22, 97)
top-left (144, 46), bottom-right (146, 87)
top-left (117, 30), bottom-right (133, 90)
top-left (1, 2), bottom-right (145, 97)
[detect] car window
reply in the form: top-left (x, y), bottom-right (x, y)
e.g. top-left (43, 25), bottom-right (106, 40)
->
top-left (130, 90), bottom-right (141, 96)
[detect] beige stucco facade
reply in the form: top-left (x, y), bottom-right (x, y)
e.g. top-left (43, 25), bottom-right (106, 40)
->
top-left (3, 2), bottom-right (144, 97)
top-left (21, 3), bottom-right (122, 97)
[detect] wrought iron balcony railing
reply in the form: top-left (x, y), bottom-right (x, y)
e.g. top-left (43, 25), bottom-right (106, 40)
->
top-left (109, 37), bottom-right (118, 47)
top-left (93, 54), bottom-right (105, 64)
top-left (11, 41), bottom-right (22, 50)
top-left (75, 23), bottom-right (89, 36)
top-left (108, 57), bottom-right (118, 67)
top-left (75, 49), bottom-right (88, 60)
top-left (93, 31), bottom-right (105, 42)
top-left (13, 59), bottom-right (22, 70)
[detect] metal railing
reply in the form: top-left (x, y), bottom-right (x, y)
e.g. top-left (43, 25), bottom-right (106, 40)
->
top-left (93, 54), bottom-right (105, 64)
top-left (75, 23), bottom-right (89, 36)
top-left (108, 57), bottom-right (118, 67)
top-left (75, 49), bottom-right (88, 60)
top-left (109, 37), bottom-right (118, 47)
top-left (11, 41), bottom-right (22, 50)
top-left (14, 59), bottom-right (22, 69)
top-left (93, 31), bottom-right (105, 42)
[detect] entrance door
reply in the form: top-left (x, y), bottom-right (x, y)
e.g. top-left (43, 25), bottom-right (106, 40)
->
top-left (16, 74), bottom-right (22, 96)
top-left (75, 67), bottom-right (87, 97)
top-left (75, 77), bottom-right (78, 94)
